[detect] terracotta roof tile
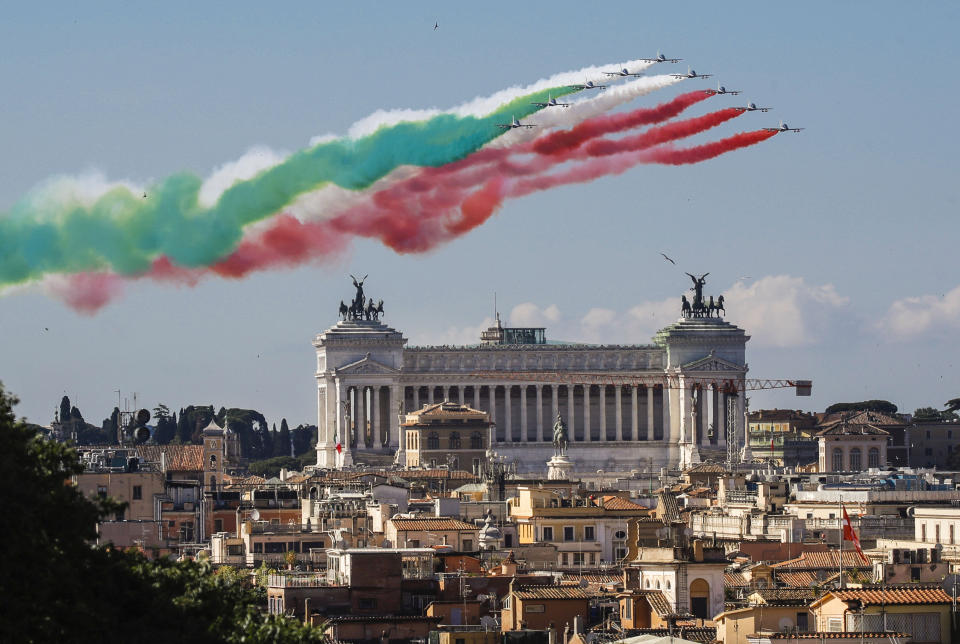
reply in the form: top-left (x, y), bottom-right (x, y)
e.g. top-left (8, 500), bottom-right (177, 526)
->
top-left (390, 518), bottom-right (476, 531)
top-left (770, 550), bottom-right (868, 570)
top-left (514, 586), bottom-right (591, 600)
top-left (764, 634), bottom-right (910, 640)
top-left (832, 586), bottom-right (951, 606)
top-left (686, 463), bottom-right (727, 473)
top-left (776, 571), bottom-right (820, 587)
top-left (136, 445), bottom-right (203, 472)
top-left (602, 496), bottom-right (649, 511)
top-left (724, 572), bottom-right (749, 587)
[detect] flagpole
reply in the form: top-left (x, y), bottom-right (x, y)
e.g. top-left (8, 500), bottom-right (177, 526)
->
top-left (839, 495), bottom-right (844, 589)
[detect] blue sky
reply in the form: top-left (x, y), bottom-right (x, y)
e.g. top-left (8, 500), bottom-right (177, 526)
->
top-left (1, 1), bottom-right (957, 427)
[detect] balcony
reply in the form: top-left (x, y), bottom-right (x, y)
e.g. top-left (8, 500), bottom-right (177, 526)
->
top-left (267, 573), bottom-right (331, 588)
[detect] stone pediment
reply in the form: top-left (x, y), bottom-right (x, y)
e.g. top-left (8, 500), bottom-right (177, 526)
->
top-left (336, 353), bottom-right (400, 376)
top-left (681, 353), bottom-right (743, 372)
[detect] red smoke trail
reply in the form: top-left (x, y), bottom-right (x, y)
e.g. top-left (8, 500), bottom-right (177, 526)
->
top-left (580, 108), bottom-right (744, 157)
top-left (636, 128), bottom-right (778, 165)
top-left (532, 90), bottom-right (712, 155)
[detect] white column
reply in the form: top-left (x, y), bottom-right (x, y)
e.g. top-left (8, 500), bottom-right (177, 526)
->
top-left (631, 386), bottom-right (639, 442)
top-left (489, 386), bottom-right (497, 441)
top-left (717, 390), bottom-right (727, 449)
top-left (389, 384), bottom-right (401, 449)
top-left (505, 385), bottom-right (513, 442)
top-left (442, 385), bottom-right (450, 403)
top-left (550, 385), bottom-right (559, 428)
top-left (371, 386), bottom-right (380, 446)
top-left (567, 385), bottom-right (576, 441)
top-left (473, 385), bottom-right (480, 411)
top-left (536, 385), bottom-right (544, 442)
top-left (428, 385), bottom-right (435, 405)
top-left (615, 386), bottom-right (624, 441)
top-left (358, 386), bottom-right (368, 447)
top-left (701, 387), bottom-right (711, 447)
top-left (599, 386), bottom-right (607, 441)
top-left (646, 387), bottom-right (655, 441)
top-left (413, 386), bottom-right (420, 412)
top-left (520, 386), bottom-right (529, 442)
top-left (584, 385), bottom-right (592, 442)
top-left (663, 384), bottom-right (675, 444)
top-left (457, 386), bottom-right (464, 405)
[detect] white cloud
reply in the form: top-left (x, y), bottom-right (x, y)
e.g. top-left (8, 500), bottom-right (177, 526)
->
top-left (411, 317), bottom-right (495, 347)
top-left (879, 284), bottom-right (960, 338)
top-left (722, 275), bottom-right (850, 348)
top-left (510, 302), bottom-right (561, 327)
top-left (197, 146), bottom-right (287, 207)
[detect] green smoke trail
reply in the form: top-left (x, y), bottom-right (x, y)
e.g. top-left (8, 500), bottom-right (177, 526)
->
top-left (0, 86), bottom-right (577, 286)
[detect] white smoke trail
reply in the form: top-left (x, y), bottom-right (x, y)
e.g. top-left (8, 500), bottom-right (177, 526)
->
top-left (345, 58), bottom-right (658, 139)
top-left (489, 74), bottom-right (683, 148)
top-left (280, 75), bottom-right (683, 224)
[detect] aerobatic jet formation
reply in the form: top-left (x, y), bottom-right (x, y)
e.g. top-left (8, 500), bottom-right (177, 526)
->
top-left (604, 67), bottom-right (645, 78)
top-left (530, 94), bottom-right (570, 108)
top-left (764, 120), bottom-right (804, 133)
top-left (640, 51), bottom-right (682, 63)
top-left (670, 67), bottom-right (712, 80)
top-left (571, 80), bottom-right (606, 91)
top-left (736, 102), bottom-right (772, 113)
top-left (496, 116), bottom-right (536, 130)
top-left (708, 82), bottom-right (741, 95)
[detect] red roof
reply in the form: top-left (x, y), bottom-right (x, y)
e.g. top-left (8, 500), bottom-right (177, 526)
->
top-left (831, 586), bottom-right (951, 606)
top-left (770, 550), bottom-right (868, 570)
top-left (136, 445), bottom-right (203, 472)
top-left (390, 518), bottom-right (476, 531)
top-left (601, 496), bottom-right (649, 511)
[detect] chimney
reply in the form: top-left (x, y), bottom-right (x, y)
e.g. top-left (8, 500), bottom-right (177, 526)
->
top-left (280, 468), bottom-right (288, 482)
top-left (573, 615), bottom-right (583, 634)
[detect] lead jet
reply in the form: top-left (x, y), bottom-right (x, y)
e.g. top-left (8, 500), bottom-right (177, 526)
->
top-left (640, 51), bottom-right (682, 64)
top-left (531, 94), bottom-right (570, 108)
top-left (496, 116), bottom-right (536, 130)
top-left (604, 67), bottom-right (644, 78)
top-left (571, 80), bottom-right (607, 91)
top-left (670, 67), bottom-right (712, 80)
top-left (736, 101), bottom-right (771, 113)
top-left (708, 82), bottom-right (741, 96)
top-left (764, 120), bottom-right (804, 133)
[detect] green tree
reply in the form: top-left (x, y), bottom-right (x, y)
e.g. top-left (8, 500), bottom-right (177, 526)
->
top-left (0, 382), bottom-right (326, 643)
top-left (914, 407), bottom-right (943, 422)
top-left (59, 395), bottom-right (71, 424)
top-left (946, 398), bottom-right (960, 415)
top-left (825, 400), bottom-right (899, 414)
top-left (277, 418), bottom-right (291, 457)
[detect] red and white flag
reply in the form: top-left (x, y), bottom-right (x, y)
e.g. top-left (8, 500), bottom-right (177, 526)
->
top-left (336, 442), bottom-right (342, 454)
top-left (842, 504), bottom-right (869, 564)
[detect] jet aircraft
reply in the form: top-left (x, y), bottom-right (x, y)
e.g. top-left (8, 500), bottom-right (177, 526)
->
top-left (603, 67), bottom-right (644, 78)
top-left (670, 67), bottom-right (712, 80)
top-left (496, 116), bottom-right (536, 130)
top-left (764, 120), bottom-right (804, 133)
top-left (708, 82), bottom-right (741, 96)
top-left (640, 51), bottom-right (682, 64)
top-left (571, 80), bottom-right (606, 91)
top-left (736, 102), bottom-right (771, 113)
top-left (531, 95), bottom-right (570, 108)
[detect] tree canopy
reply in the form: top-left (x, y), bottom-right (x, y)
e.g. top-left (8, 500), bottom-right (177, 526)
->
top-left (0, 382), bottom-right (326, 643)
top-left (825, 400), bottom-right (899, 414)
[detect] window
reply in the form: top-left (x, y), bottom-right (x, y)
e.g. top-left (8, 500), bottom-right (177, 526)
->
top-left (449, 432), bottom-right (461, 449)
top-left (615, 530), bottom-right (627, 540)
top-left (427, 432), bottom-right (440, 449)
top-left (624, 598), bottom-right (632, 619)
top-left (797, 613), bottom-right (808, 631)
top-left (950, 430), bottom-right (954, 439)
top-left (132, 485), bottom-right (142, 500)
top-left (911, 566), bottom-right (921, 582)
top-left (868, 447), bottom-right (880, 468)
top-left (463, 539), bottom-right (473, 551)
top-left (828, 617), bottom-right (841, 632)
top-left (615, 547), bottom-right (628, 560)
top-left (573, 553), bottom-right (584, 565)
top-left (214, 519), bottom-right (223, 533)
top-left (97, 485), bottom-right (108, 498)
top-left (209, 454), bottom-right (217, 470)
top-left (358, 598), bottom-right (377, 610)
top-left (666, 579), bottom-right (671, 589)
top-left (563, 526), bottom-right (575, 542)
top-left (584, 526), bottom-right (596, 541)
top-left (922, 524), bottom-right (927, 541)
top-left (925, 448), bottom-right (933, 456)
top-left (473, 459), bottom-right (480, 475)
top-left (936, 524), bottom-right (941, 543)
top-left (926, 430), bottom-right (931, 439)
top-left (504, 534), bottom-right (513, 547)
top-left (832, 448), bottom-right (843, 471)
top-left (542, 526), bottom-right (554, 541)
top-left (470, 432), bottom-right (483, 449)
top-left (849, 448), bottom-right (862, 471)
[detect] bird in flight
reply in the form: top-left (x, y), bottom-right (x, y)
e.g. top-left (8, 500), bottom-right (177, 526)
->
top-left (434, 21), bottom-right (438, 30)
top-left (660, 252), bottom-right (675, 265)
top-left (142, 192), bottom-right (147, 199)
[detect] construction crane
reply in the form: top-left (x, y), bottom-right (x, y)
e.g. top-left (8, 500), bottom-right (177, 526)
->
top-left (468, 371), bottom-right (811, 469)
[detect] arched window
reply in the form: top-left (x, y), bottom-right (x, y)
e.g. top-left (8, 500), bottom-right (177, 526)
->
top-left (209, 454), bottom-right (217, 470)
top-left (665, 579), bottom-right (671, 589)
top-left (655, 580), bottom-right (660, 589)
top-left (868, 447), bottom-right (880, 468)
top-left (690, 578), bottom-right (710, 619)
top-left (832, 448), bottom-right (843, 471)
top-left (449, 432), bottom-right (461, 449)
top-left (645, 579), bottom-right (650, 588)
top-left (427, 432), bottom-right (440, 449)
top-left (470, 431), bottom-right (483, 449)
top-left (849, 448), bottom-right (862, 471)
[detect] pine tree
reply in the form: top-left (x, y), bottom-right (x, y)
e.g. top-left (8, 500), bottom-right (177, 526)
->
top-left (59, 396), bottom-right (71, 425)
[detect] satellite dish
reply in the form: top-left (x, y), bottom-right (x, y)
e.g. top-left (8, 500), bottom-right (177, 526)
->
top-left (578, 579), bottom-right (589, 590)
top-left (480, 616), bottom-right (497, 631)
top-left (136, 409), bottom-right (151, 425)
top-left (133, 426), bottom-right (151, 443)
top-left (250, 509), bottom-right (261, 521)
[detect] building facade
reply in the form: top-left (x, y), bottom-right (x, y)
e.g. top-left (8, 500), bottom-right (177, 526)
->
top-left (313, 278), bottom-right (751, 474)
